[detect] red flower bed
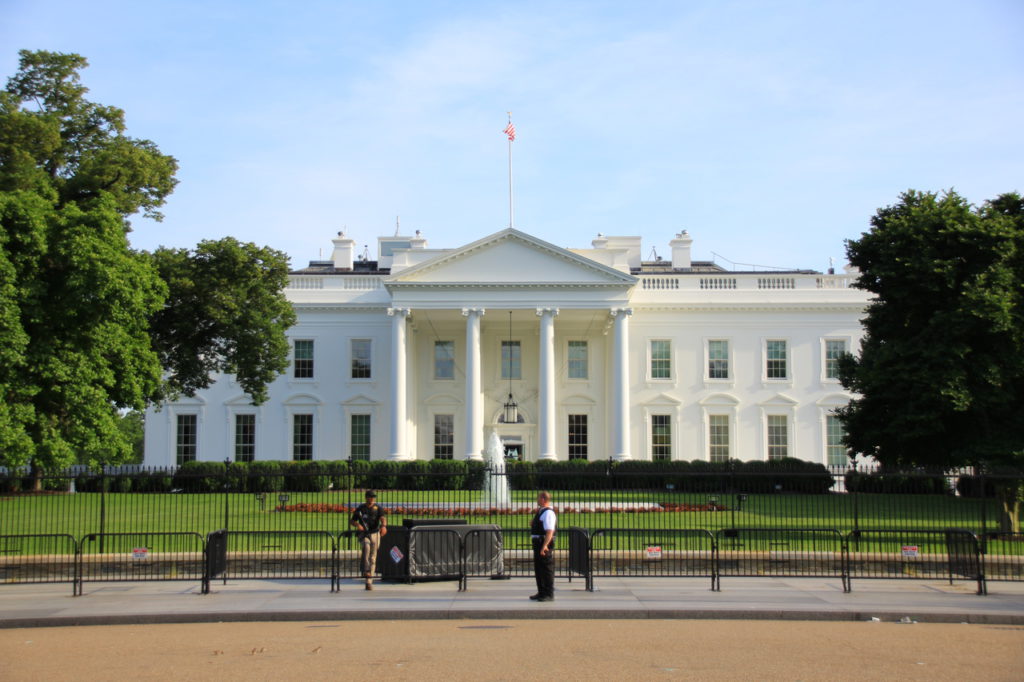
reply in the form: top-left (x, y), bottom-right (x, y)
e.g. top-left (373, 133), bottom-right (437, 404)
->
top-left (275, 501), bottom-right (728, 514)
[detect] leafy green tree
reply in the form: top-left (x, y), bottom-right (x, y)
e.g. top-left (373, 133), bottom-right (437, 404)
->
top-left (148, 238), bottom-right (296, 405)
top-left (0, 50), bottom-right (177, 222)
top-left (838, 190), bottom-right (1024, 530)
top-left (1, 51), bottom-right (295, 472)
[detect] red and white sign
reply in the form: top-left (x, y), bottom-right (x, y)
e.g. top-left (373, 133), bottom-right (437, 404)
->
top-left (390, 546), bottom-right (404, 564)
top-left (132, 547), bottom-right (149, 560)
top-left (645, 545), bottom-right (662, 560)
top-left (901, 545), bottom-right (919, 558)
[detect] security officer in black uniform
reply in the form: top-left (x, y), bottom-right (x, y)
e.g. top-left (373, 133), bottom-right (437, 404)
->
top-left (350, 490), bottom-right (387, 590)
top-left (529, 490), bottom-right (557, 601)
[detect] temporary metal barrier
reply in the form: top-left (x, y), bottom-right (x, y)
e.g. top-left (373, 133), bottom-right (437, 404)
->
top-left (588, 528), bottom-right (717, 592)
top-left (222, 530), bottom-right (338, 591)
top-left (845, 529), bottom-right (986, 594)
top-left (0, 534), bottom-right (79, 595)
top-left (566, 527), bottom-right (591, 590)
top-left (980, 532), bottom-right (1024, 583)
top-left (715, 528), bottom-right (848, 591)
top-left (460, 528), bottom-right (507, 591)
top-left (78, 532), bottom-right (206, 595)
top-left (204, 529), bottom-right (228, 594)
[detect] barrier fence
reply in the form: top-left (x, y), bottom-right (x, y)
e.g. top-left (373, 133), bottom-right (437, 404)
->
top-left (0, 465), bottom-right (1020, 596)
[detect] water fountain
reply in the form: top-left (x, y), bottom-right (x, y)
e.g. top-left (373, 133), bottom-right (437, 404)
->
top-left (483, 431), bottom-right (512, 508)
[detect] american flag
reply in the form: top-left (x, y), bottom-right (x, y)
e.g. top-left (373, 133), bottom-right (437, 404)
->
top-left (503, 121), bottom-right (515, 141)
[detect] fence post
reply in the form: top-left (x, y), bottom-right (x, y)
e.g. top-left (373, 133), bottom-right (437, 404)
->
top-left (98, 466), bottom-right (107, 553)
top-left (223, 458), bottom-right (231, 534)
top-left (978, 469), bottom-right (988, 536)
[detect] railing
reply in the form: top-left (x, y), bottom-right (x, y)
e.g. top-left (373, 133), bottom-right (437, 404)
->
top-left (635, 273), bottom-right (858, 292)
top-left (287, 275), bottom-right (384, 290)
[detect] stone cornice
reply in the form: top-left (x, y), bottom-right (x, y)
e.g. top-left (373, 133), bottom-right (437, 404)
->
top-left (385, 280), bottom-right (632, 290)
top-left (631, 302), bottom-right (868, 313)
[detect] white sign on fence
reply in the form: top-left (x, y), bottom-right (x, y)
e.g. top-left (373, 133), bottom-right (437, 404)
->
top-left (645, 545), bottom-right (662, 560)
top-left (132, 547), bottom-right (149, 560)
top-left (901, 545), bottom-right (919, 558)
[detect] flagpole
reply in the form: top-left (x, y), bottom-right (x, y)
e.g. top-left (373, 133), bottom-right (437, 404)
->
top-left (507, 112), bottom-right (514, 229)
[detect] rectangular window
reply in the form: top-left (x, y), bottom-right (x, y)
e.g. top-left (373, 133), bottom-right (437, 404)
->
top-left (234, 414), bottom-right (255, 463)
top-left (568, 340), bottom-right (588, 380)
top-left (293, 339), bottom-right (314, 379)
top-left (650, 339), bottom-right (671, 379)
top-left (767, 415), bottom-right (788, 460)
top-left (292, 414), bottom-right (313, 461)
top-left (826, 415), bottom-right (848, 466)
top-left (568, 414), bottom-right (588, 460)
top-left (709, 414), bottom-right (730, 462)
top-left (766, 340), bottom-right (788, 379)
top-left (501, 340), bottom-right (521, 380)
top-left (433, 414), bottom-right (454, 460)
top-left (825, 339), bottom-right (847, 380)
top-left (708, 340), bottom-right (729, 379)
top-left (176, 414), bottom-right (197, 466)
top-left (351, 339), bottom-right (372, 379)
top-left (350, 414), bottom-right (370, 460)
top-left (434, 340), bottom-right (454, 380)
top-left (651, 414), bottom-right (672, 461)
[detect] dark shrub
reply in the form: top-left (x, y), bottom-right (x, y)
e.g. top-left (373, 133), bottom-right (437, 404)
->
top-left (349, 459), bottom-right (371, 489)
top-left (325, 460), bottom-right (349, 491)
top-left (845, 470), bottom-right (951, 495)
top-left (427, 459), bottom-right (466, 490)
top-left (246, 461), bottom-right (284, 493)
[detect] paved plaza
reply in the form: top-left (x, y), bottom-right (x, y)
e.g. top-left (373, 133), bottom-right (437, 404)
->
top-left (2, 575), bottom-right (1024, 627)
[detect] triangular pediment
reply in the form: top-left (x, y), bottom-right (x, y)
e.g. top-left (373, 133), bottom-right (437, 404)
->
top-left (385, 229), bottom-right (636, 288)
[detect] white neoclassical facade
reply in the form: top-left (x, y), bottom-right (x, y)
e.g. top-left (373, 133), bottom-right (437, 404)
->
top-left (143, 228), bottom-right (868, 467)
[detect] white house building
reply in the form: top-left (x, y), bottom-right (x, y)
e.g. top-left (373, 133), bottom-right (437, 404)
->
top-left (143, 228), bottom-right (868, 467)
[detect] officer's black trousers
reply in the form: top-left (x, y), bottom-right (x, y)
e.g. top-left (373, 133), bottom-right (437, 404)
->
top-left (532, 537), bottom-right (555, 598)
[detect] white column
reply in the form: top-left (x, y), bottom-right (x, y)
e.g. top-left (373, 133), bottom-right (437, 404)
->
top-left (462, 307), bottom-right (485, 460)
top-left (537, 307), bottom-right (559, 460)
top-left (387, 307), bottom-right (411, 460)
top-left (611, 307), bottom-right (633, 461)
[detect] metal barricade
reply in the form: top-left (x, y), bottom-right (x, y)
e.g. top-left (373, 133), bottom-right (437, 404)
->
top-left (0, 534), bottom-right (79, 596)
top-left (407, 527), bottom-right (465, 581)
top-left (79, 532), bottom-right (206, 594)
top-left (980, 532), bottom-right (1024, 584)
top-left (461, 528), bottom-right (506, 591)
top-left (567, 527), bottom-right (591, 591)
top-left (589, 529), bottom-right (717, 592)
top-left (715, 528), bottom-right (847, 591)
top-left (846, 529), bottom-right (986, 595)
top-left (204, 529), bottom-right (227, 594)
top-left (222, 531), bottom-right (338, 591)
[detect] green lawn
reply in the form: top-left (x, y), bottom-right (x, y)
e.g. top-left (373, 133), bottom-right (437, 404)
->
top-left (1, 488), bottom-right (1009, 541)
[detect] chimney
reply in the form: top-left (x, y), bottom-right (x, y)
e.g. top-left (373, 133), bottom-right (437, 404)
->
top-left (669, 230), bottom-right (693, 269)
top-left (331, 231), bottom-right (355, 270)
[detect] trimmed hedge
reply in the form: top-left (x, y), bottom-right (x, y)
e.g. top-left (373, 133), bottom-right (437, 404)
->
top-left (10, 458), bottom-right (837, 494)
top-left (844, 470), bottom-right (952, 495)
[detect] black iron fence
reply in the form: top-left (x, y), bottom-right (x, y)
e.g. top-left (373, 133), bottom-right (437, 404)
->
top-left (0, 464), bottom-right (1020, 595)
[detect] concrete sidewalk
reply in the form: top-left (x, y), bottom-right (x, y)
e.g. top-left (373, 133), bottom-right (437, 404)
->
top-left (3, 576), bottom-right (1024, 628)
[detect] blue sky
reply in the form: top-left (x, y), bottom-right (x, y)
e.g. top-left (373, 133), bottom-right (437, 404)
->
top-left (3, 1), bottom-right (1021, 271)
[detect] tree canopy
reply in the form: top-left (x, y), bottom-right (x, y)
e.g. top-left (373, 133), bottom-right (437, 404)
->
top-left (1, 50), bottom-right (295, 470)
top-left (837, 190), bottom-right (1024, 471)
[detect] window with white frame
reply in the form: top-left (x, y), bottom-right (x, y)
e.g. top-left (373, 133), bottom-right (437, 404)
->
top-left (351, 339), bottom-right (372, 379)
top-left (434, 340), bottom-right (454, 380)
top-left (568, 414), bottom-right (588, 460)
top-left (708, 339), bottom-right (729, 379)
top-left (709, 414), bottom-right (730, 462)
top-left (568, 340), bottom-right (588, 380)
top-left (650, 339), bottom-right (671, 379)
top-left (767, 414), bottom-right (788, 460)
top-left (824, 339), bottom-right (847, 380)
top-left (292, 414), bottom-right (313, 461)
top-left (826, 415), bottom-right (848, 466)
top-left (765, 339), bottom-right (788, 380)
top-left (651, 414), bottom-right (672, 461)
top-left (501, 340), bottom-right (521, 380)
top-left (434, 414), bottom-right (454, 459)
top-left (234, 414), bottom-right (255, 462)
top-left (293, 339), bottom-right (314, 379)
top-left (350, 414), bottom-right (370, 460)
top-left (176, 414), bottom-right (197, 465)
